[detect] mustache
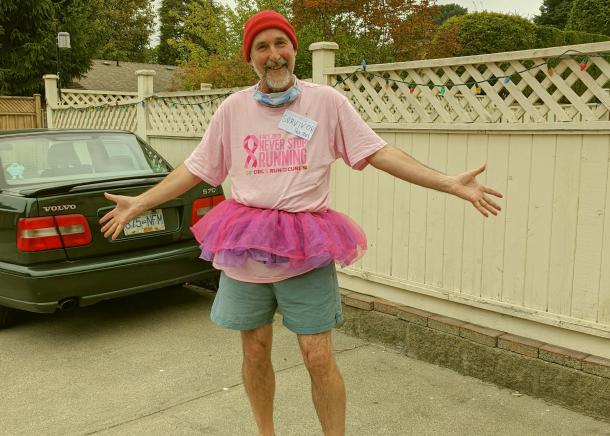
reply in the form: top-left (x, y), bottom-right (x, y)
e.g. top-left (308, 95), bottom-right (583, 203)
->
top-left (264, 59), bottom-right (288, 70)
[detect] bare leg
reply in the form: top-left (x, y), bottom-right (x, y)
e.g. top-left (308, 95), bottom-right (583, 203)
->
top-left (241, 323), bottom-right (275, 436)
top-left (298, 331), bottom-right (346, 436)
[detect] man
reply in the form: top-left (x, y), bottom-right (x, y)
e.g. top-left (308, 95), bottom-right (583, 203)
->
top-left (100, 10), bottom-right (502, 436)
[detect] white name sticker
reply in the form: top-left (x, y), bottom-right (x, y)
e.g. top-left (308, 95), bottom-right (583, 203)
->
top-left (278, 110), bottom-right (317, 141)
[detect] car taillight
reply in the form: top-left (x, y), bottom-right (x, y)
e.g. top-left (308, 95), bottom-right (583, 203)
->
top-left (191, 194), bottom-right (225, 225)
top-left (56, 214), bottom-right (92, 247)
top-left (17, 214), bottom-right (92, 252)
top-left (17, 217), bottom-right (62, 251)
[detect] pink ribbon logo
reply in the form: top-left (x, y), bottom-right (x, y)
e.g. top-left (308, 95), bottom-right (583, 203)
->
top-left (243, 134), bottom-right (258, 168)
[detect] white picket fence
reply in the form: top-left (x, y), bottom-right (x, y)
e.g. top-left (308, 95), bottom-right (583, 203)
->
top-left (43, 41), bottom-right (610, 358)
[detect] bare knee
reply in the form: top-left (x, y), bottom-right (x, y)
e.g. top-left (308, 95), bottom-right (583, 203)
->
top-left (299, 333), bottom-right (336, 380)
top-left (242, 325), bottom-right (273, 367)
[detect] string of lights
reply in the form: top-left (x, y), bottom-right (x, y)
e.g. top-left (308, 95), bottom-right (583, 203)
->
top-left (55, 48), bottom-right (609, 111)
top-left (332, 49), bottom-right (609, 95)
top-left (56, 91), bottom-right (233, 111)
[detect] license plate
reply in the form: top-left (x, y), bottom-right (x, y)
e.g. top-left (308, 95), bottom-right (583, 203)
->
top-left (123, 209), bottom-right (165, 236)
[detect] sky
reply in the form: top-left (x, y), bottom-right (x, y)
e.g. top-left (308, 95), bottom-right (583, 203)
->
top-left (436, 0), bottom-right (543, 19)
top-left (150, 0), bottom-right (545, 46)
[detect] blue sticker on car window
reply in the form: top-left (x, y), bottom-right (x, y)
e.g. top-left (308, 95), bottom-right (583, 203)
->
top-left (6, 162), bottom-right (25, 179)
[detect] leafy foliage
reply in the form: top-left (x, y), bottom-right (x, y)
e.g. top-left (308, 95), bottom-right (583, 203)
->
top-left (158, 0), bottom-right (191, 65)
top-left (429, 12), bottom-right (538, 57)
top-left (177, 0), bottom-right (608, 90)
top-left (534, 0), bottom-right (573, 28)
top-left (433, 3), bottom-right (468, 25)
top-left (391, 1), bottom-right (441, 60)
top-left (0, 0), bottom-right (98, 96)
top-left (91, 0), bottom-right (155, 62)
top-left (178, 53), bottom-right (258, 89)
top-left (176, 0), bottom-right (293, 89)
top-left (566, 0), bottom-right (610, 36)
top-left (535, 24), bottom-right (608, 47)
top-left (429, 11), bottom-right (608, 58)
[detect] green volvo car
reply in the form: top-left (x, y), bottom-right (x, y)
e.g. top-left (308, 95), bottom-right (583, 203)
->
top-left (0, 129), bottom-right (223, 328)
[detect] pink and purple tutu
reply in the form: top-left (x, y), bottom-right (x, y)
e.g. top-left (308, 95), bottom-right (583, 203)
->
top-left (190, 199), bottom-right (367, 274)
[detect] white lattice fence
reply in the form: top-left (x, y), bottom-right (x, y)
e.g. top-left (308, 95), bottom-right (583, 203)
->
top-left (330, 42), bottom-right (610, 124)
top-left (60, 90), bottom-right (138, 108)
top-left (49, 88), bottom-right (239, 134)
top-left (52, 104), bottom-right (137, 130)
top-left (147, 90), bottom-right (231, 135)
top-left (51, 89), bottom-right (139, 130)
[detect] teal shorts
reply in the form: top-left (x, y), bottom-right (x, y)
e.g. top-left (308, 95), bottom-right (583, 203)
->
top-left (210, 263), bottom-right (343, 335)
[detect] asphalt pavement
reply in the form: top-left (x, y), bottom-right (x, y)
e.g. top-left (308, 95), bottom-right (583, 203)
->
top-left (1, 285), bottom-right (609, 436)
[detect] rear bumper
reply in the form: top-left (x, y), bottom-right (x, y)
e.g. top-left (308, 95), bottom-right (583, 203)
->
top-left (0, 242), bottom-right (218, 313)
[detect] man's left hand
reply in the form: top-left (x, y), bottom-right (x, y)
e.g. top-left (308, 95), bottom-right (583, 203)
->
top-left (450, 164), bottom-right (503, 217)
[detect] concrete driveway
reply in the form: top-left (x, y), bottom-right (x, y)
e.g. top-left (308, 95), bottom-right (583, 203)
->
top-left (1, 285), bottom-right (609, 436)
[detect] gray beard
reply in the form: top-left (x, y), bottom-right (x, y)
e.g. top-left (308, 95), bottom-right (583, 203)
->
top-left (254, 64), bottom-right (294, 92)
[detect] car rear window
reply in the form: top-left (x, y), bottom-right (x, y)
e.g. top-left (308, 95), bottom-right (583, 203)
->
top-left (0, 132), bottom-right (170, 187)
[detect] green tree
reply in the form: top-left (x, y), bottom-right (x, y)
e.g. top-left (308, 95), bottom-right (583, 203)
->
top-left (429, 11), bottom-right (608, 58)
top-left (433, 3), bottom-right (468, 25)
top-left (392, 1), bottom-right (442, 60)
top-left (157, 0), bottom-right (190, 65)
top-left (172, 0), bottom-right (232, 66)
top-left (92, 0), bottom-right (155, 62)
top-left (534, 0), bottom-right (573, 28)
top-left (535, 24), bottom-right (608, 47)
top-left (0, 0), bottom-right (98, 96)
top-left (429, 12), bottom-right (538, 57)
top-left (566, 0), bottom-right (610, 36)
top-left (176, 0), bottom-right (292, 89)
top-left (292, 0), bottom-right (441, 66)
top-left (178, 53), bottom-right (257, 89)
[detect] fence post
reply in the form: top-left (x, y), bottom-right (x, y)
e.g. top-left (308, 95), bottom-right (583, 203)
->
top-left (136, 70), bottom-right (155, 141)
top-left (43, 74), bottom-right (58, 128)
top-left (309, 42), bottom-right (339, 85)
top-left (33, 94), bottom-right (42, 128)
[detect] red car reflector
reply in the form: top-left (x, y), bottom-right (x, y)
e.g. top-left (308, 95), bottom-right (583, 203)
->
top-left (55, 214), bottom-right (92, 247)
top-left (17, 217), bottom-right (62, 251)
top-left (192, 198), bottom-right (212, 225)
top-left (191, 194), bottom-right (225, 225)
top-left (17, 214), bottom-right (92, 252)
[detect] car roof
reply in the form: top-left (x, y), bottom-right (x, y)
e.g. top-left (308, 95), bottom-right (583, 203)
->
top-left (0, 129), bottom-right (133, 138)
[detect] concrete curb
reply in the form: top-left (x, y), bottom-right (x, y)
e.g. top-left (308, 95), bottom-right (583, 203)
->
top-left (339, 290), bottom-right (610, 423)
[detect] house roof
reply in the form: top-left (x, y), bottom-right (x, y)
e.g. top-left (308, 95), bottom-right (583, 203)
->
top-left (72, 60), bottom-right (182, 92)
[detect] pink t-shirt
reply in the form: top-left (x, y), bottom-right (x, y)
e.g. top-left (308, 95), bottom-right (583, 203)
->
top-left (184, 79), bottom-right (386, 281)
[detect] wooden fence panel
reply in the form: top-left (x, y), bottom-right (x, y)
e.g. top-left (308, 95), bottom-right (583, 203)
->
top-left (481, 134), bottom-right (510, 302)
top-left (461, 134), bottom-right (487, 297)
top-left (523, 135), bottom-right (556, 312)
top-left (424, 133), bottom-right (448, 288)
top-left (571, 135), bottom-right (609, 322)
top-left (390, 133), bottom-right (413, 280)
top-left (335, 130), bottom-right (610, 338)
top-left (0, 95), bottom-right (43, 130)
top-left (547, 135), bottom-right (582, 317)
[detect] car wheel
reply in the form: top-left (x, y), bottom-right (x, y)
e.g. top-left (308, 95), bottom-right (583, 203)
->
top-left (0, 306), bottom-right (17, 329)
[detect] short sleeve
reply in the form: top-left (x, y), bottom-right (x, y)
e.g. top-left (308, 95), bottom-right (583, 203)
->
top-left (183, 103), bottom-right (228, 187)
top-left (333, 97), bottom-right (386, 170)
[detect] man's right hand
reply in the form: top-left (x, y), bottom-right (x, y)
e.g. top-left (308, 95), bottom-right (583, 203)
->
top-left (98, 164), bottom-right (203, 241)
top-left (99, 193), bottom-right (145, 241)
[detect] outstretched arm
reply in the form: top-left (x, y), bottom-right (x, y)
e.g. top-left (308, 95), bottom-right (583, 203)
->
top-left (366, 145), bottom-right (502, 217)
top-left (99, 164), bottom-right (201, 240)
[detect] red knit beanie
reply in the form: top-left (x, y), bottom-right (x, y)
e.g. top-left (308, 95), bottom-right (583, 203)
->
top-left (242, 10), bottom-right (298, 62)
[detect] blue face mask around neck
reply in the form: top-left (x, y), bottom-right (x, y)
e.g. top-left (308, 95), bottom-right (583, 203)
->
top-left (254, 79), bottom-right (301, 107)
